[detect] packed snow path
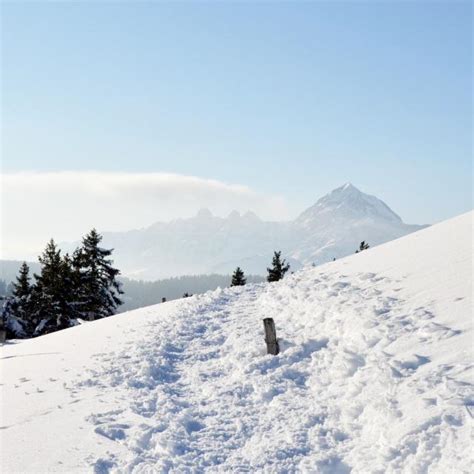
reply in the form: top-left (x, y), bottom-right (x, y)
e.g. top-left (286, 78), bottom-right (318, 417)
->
top-left (1, 212), bottom-right (472, 473)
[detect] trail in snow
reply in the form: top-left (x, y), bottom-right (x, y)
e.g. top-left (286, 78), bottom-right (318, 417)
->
top-left (70, 271), bottom-right (469, 473)
top-left (1, 212), bottom-right (472, 473)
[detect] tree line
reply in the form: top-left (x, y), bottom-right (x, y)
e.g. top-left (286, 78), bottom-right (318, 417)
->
top-left (1, 235), bottom-right (370, 340)
top-left (230, 251), bottom-right (290, 287)
top-left (2, 229), bottom-right (123, 338)
top-left (2, 247), bottom-right (291, 339)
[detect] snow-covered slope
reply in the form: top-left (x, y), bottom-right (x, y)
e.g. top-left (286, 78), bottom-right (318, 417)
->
top-left (82, 184), bottom-right (425, 280)
top-left (1, 211), bottom-right (472, 473)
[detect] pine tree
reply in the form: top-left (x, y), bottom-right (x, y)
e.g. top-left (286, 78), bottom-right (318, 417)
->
top-left (31, 240), bottom-right (73, 335)
top-left (267, 251), bottom-right (290, 282)
top-left (67, 247), bottom-right (88, 320)
top-left (78, 229), bottom-right (123, 321)
top-left (231, 267), bottom-right (246, 286)
top-left (2, 262), bottom-right (33, 337)
top-left (15, 263), bottom-right (31, 297)
top-left (356, 241), bottom-right (370, 253)
top-left (61, 252), bottom-right (83, 322)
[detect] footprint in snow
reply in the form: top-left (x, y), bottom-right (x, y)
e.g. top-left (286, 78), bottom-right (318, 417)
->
top-left (392, 354), bottom-right (431, 374)
top-left (183, 419), bottom-right (205, 434)
top-left (374, 306), bottom-right (390, 316)
top-left (419, 322), bottom-right (461, 341)
top-left (93, 458), bottom-right (116, 474)
top-left (94, 423), bottom-right (130, 441)
top-left (422, 398), bottom-right (437, 407)
top-left (358, 272), bottom-right (377, 281)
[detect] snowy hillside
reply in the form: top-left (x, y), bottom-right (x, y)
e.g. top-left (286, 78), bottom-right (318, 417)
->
top-left (79, 184), bottom-right (425, 280)
top-left (1, 211), bottom-right (472, 473)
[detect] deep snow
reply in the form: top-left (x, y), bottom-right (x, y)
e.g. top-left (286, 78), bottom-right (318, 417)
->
top-left (1, 211), bottom-right (472, 473)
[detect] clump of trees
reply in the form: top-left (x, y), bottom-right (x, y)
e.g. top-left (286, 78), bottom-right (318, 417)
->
top-left (2, 229), bottom-right (123, 339)
top-left (1, 243), bottom-right (294, 340)
top-left (267, 251), bottom-right (290, 282)
top-left (228, 252), bottom-right (290, 289)
top-left (229, 251), bottom-right (290, 288)
top-left (355, 241), bottom-right (370, 253)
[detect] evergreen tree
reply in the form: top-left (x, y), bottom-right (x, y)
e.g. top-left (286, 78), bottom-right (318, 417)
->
top-left (78, 229), bottom-right (123, 321)
top-left (2, 262), bottom-right (33, 337)
top-left (31, 240), bottom-right (73, 335)
top-left (231, 267), bottom-right (246, 286)
top-left (61, 252), bottom-right (83, 321)
top-left (356, 241), bottom-right (370, 253)
top-left (267, 251), bottom-right (290, 282)
top-left (68, 247), bottom-right (88, 319)
top-left (14, 262), bottom-right (31, 298)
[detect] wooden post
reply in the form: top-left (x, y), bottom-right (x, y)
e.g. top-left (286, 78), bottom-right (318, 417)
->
top-left (263, 318), bottom-right (279, 355)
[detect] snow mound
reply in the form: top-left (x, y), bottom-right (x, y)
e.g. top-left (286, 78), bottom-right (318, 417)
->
top-left (1, 212), bottom-right (472, 473)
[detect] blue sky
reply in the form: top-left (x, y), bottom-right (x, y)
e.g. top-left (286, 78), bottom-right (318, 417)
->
top-left (1, 1), bottom-right (472, 251)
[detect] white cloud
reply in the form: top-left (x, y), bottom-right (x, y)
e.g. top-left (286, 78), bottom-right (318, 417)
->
top-left (1, 171), bottom-right (291, 259)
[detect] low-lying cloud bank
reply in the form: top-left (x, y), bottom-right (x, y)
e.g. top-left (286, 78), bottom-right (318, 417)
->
top-left (1, 171), bottom-right (291, 259)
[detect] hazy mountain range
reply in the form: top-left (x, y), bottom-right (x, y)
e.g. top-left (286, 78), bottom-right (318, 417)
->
top-left (80, 183), bottom-right (427, 280)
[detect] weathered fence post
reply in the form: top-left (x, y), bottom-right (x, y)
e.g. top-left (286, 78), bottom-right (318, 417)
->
top-left (263, 318), bottom-right (279, 355)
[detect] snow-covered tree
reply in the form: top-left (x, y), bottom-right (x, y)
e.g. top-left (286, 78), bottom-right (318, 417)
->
top-left (267, 251), bottom-right (290, 282)
top-left (231, 267), bottom-right (246, 286)
top-left (2, 262), bottom-right (32, 338)
top-left (30, 240), bottom-right (75, 335)
top-left (77, 229), bottom-right (123, 321)
top-left (2, 231), bottom-right (124, 338)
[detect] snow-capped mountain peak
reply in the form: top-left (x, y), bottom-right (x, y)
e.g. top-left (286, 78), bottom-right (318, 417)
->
top-left (195, 208), bottom-right (213, 219)
top-left (242, 210), bottom-right (261, 222)
top-left (296, 183), bottom-right (402, 226)
top-left (228, 210), bottom-right (240, 220)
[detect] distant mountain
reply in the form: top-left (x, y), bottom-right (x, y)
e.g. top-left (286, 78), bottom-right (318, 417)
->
top-left (291, 183), bottom-right (426, 264)
top-left (80, 183), bottom-right (426, 280)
